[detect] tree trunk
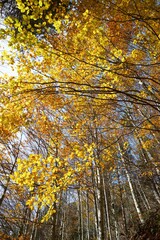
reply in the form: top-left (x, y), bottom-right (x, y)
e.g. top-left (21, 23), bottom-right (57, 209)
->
top-left (118, 143), bottom-right (144, 224)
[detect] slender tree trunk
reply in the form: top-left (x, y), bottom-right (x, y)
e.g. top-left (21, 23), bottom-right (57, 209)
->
top-left (95, 166), bottom-right (105, 240)
top-left (99, 169), bottom-right (105, 240)
top-left (85, 191), bottom-right (90, 240)
top-left (110, 186), bottom-right (120, 240)
top-left (91, 166), bottom-right (100, 240)
top-left (118, 143), bottom-right (144, 224)
top-left (117, 167), bottom-right (128, 240)
top-left (30, 210), bottom-right (39, 240)
top-left (135, 176), bottom-right (151, 210)
top-left (51, 202), bottom-right (57, 240)
top-left (60, 210), bottom-right (65, 240)
top-left (102, 173), bottom-right (112, 240)
top-left (151, 182), bottom-right (160, 204)
top-left (125, 167), bottom-right (144, 223)
top-left (78, 189), bottom-right (84, 240)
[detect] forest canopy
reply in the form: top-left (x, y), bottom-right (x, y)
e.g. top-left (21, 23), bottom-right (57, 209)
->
top-left (0, 0), bottom-right (160, 239)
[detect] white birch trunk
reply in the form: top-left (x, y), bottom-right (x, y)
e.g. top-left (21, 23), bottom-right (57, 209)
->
top-left (118, 143), bottom-right (144, 224)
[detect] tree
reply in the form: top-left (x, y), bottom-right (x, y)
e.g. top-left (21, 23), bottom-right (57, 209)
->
top-left (0, 0), bottom-right (160, 239)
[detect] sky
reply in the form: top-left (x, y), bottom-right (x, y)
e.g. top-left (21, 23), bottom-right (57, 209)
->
top-left (0, 39), bottom-right (17, 78)
top-left (0, 19), bottom-right (17, 78)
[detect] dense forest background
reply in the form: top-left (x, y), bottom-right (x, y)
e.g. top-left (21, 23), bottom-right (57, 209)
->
top-left (0, 0), bottom-right (160, 239)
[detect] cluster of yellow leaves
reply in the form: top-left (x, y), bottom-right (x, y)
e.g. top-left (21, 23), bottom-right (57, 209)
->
top-left (11, 143), bottom-right (95, 221)
top-left (0, 73), bottom-right (37, 140)
top-left (11, 155), bottom-right (72, 220)
top-left (2, 0), bottom-right (69, 46)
